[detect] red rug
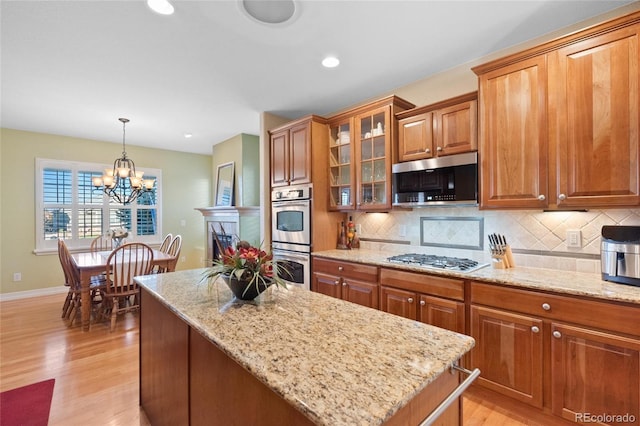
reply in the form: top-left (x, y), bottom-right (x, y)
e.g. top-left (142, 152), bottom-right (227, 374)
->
top-left (0, 379), bottom-right (55, 426)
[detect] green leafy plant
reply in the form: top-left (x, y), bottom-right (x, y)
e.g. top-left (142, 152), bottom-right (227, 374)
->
top-left (202, 241), bottom-right (288, 297)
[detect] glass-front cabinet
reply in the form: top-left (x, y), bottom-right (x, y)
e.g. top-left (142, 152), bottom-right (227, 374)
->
top-left (329, 118), bottom-right (355, 210)
top-left (328, 96), bottom-right (414, 211)
top-left (355, 107), bottom-right (389, 210)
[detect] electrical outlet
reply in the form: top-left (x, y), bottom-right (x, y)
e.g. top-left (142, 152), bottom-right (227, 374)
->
top-left (356, 224), bottom-right (362, 234)
top-left (181, 256), bottom-right (186, 263)
top-left (398, 225), bottom-right (407, 237)
top-left (566, 229), bottom-right (582, 248)
top-left (13, 272), bottom-right (21, 282)
top-left (180, 219), bottom-right (186, 227)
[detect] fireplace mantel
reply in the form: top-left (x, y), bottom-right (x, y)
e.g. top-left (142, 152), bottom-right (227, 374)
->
top-left (195, 206), bottom-right (260, 266)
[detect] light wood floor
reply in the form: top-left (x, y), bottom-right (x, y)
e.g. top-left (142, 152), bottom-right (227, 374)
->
top-left (1, 293), bottom-right (571, 426)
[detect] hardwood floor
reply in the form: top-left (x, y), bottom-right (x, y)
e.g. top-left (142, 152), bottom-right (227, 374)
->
top-left (1, 293), bottom-right (571, 426)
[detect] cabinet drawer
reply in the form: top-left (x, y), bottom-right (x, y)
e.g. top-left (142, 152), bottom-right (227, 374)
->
top-left (312, 258), bottom-right (378, 282)
top-left (380, 268), bottom-right (464, 301)
top-left (471, 281), bottom-right (640, 337)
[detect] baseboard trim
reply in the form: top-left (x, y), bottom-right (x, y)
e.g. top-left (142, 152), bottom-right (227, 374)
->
top-left (0, 286), bottom-right (68, 302)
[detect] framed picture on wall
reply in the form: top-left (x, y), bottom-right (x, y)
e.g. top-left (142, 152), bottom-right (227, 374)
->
top-left (214, 161), bottom-right (234, 207)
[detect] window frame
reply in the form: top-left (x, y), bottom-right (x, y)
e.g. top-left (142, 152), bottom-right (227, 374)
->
top-left (35, 158), bottom-right (162, 254)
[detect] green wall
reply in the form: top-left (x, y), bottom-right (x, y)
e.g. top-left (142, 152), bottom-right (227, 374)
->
top-left (0, 128), bottom-right (212, 295)
top-left (212, 133), bottom-right (259, 207)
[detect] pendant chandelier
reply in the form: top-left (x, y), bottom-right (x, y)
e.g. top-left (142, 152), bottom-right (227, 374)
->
top-left (92, 118), bottom-right (154, 205)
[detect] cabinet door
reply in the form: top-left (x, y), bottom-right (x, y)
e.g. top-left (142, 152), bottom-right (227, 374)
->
top-left (270, 129), bottom-right (289, 188)
top-left (470, 305), bottom-right (544, 408)
top-left (549, 24), bottom-right (640, 208)
top-left (355, 106), bottom-right (392, 210)
top-left (478, 56), bottom-right (548, 208)
top-left (312, 272), bottom-right (341, 299)
top-left (289, 122), bottom-right (312, 186)
top-left (550, 322), bottom-right (640, 424)
top-left (418, 295), bottom-right (464, 334)
top-left (398, 113), bottom-right (434, 162)
top-left (343, 278), bottom-right (379, 309)
top-left (434, 100), bottom-right (477, 156)
top-left (328, 119), bottom-right (355, 210)
top-left (380, 286), bottom-right (417, 320)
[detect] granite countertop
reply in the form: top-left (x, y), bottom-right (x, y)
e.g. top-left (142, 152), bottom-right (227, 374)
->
top-left (135, 269), bottom-right (475, 426)
top-left (312, 249), bottom-right (640, 305)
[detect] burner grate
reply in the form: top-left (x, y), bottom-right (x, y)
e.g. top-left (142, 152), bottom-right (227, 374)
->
top-left (386, 253), bottom-right (488, 272)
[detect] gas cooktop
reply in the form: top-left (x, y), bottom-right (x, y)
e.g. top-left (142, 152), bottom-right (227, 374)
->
top-left (386, 253), bottom-right (489, 273)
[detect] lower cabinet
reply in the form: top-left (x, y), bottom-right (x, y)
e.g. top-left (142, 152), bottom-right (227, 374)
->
top-left (470, 281), bottom-right (640, 425)
top-left (312, 257), bottom-right (378, 309)
top-left (550, 322), bottom-right (640, 424)
top-left (380, 268), bottom-right (465, 334)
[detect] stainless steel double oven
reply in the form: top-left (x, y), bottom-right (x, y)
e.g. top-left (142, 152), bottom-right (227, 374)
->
top-left (271, 184), bottom-right (312, 290)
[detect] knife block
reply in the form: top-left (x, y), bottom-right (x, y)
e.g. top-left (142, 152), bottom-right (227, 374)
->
top-left (492, 245), bottom-right (516, 269)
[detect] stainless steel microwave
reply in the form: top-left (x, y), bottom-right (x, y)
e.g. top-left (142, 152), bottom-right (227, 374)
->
top-left (392, 152), bottom-right (478, 207)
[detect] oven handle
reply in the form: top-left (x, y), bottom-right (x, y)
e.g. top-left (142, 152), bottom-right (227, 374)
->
top-left (273, 251), bottom-right (310, 262)
top-left (272, 201), bottom-right (310, 208)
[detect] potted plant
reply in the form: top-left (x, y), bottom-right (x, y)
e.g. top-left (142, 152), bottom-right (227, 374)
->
top-left (203, 241), bottom-right (288, 300)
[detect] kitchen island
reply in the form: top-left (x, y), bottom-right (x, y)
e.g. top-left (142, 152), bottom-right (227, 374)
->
top-left (135, 268), bottom-right (475, 426)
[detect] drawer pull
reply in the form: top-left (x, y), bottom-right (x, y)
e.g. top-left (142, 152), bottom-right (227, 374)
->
top-left (541, 303), bottom-right (551, 311)
top-left (334, 280), bottom-right (340, 285)
top-left (531, 326), bottom-right (540, 333)
top-left (407, 297), bottom-right (414, 303)
top-left (420, 300), bottom-right (426, 306)
top-left (342, 281), bottom-right (347, 286)
top-left (553, 331), bottom-right (562, 339)
top-left (338, 266), bottom-right (343, 271)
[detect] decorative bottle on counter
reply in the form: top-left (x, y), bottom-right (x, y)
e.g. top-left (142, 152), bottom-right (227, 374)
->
top-left (346, 216), bottom-right (355, 249)
top-left (337, 221), bottom-right (348, 250)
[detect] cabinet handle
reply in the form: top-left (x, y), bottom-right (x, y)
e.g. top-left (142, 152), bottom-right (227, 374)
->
top-left (338, 266), bottom-right (343, 271)
top-left (553, 331), bottom-right (562, 339)
top-left (538, 194), bottom-right (546, 201)
top-left (558, 193), bottom-right (566, 201)
top-left (420, 300), bottom-right (426, 306)
top-left (541, 303), bottom-right (551, 311)
top-left (436, 146), bottom-right (443, 152)
top-left (334, 280), bottom-right (340, 285)
top-left (342, 281), bottom-right (347, 287)
top-left (531, 326), bottom-right (540, 333)
top-left (425, 148), bottom-right (431, 153)
top-left (407, 297), bottom-right (414, 303)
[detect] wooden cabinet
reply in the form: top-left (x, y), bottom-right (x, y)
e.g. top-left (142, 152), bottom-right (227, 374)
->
top-left (470, 281), bottom-right (640, 423)
top-left (470, 305), bottom-right (544, 407)
top-left (379, 268), bottom-right (465, 333)
top-left (397, 93), bottom-right (478, 162)
top-left (473, 13), bottom-right (640, 209)
top-left (328, 96), bottom-right (414, 211)
top-left (550, 322), bottom-right (640, 424)
top-left (270, 115), bottom-right (327, 188)
top-left (312, 257), bottom-right (378, 309)
top-left (548, 23), bottom-right (640, 208)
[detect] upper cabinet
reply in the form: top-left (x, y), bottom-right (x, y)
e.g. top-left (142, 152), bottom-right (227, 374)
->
top-left (269, 115), bottom-right (327, 188)
top-left (396, 92), bottom-right (478, 162)
top-left (473, 12), bottom-right (640, 209)
top-left (328, 96), bottom-right (414, 211)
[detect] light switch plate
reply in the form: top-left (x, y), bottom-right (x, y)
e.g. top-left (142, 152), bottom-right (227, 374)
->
top-left (566, 229), bottom-right (582, 248)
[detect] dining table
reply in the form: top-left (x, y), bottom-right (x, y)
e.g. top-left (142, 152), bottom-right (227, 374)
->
top-left (70, 248), bottom-right (175, 331)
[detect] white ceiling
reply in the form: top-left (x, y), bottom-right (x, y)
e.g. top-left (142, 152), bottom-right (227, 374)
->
top-left (1, 0), bottom-right (636, 155)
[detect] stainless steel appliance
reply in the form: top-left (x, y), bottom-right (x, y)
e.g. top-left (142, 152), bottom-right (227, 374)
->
top-left (271, 184), bottom-right (312, 290)
top-left (387, 253), bottom-right (489, 273)
top-left (601, 225), bottom-right (640, 287)
top-left (392, 152), bottom-right (478, 207)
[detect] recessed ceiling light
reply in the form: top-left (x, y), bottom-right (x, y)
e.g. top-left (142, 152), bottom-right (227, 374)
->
top-left (147, 0), bottom-right (174, 15)
top-left (184, 133), bottom-right (193, 139)
top-left (241, 0), bottom-right (296, 25)
top-left (322, 56), bottom-right (340, 68)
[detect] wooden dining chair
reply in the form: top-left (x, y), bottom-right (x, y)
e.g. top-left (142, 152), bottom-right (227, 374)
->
top-left (159, 233), bottom-right (173, 253)
top-left (166, 234), bottom-right (182, 272)
top-left (58, 239), bottom-right (105, 327)
top-left (99, 242), bottom-right (154, 332)
top-left (90, 235), bottom-right (114, 252)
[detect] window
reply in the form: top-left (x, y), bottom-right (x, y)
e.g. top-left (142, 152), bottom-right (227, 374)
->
top-left (35, 158), bottom-right (162, 253)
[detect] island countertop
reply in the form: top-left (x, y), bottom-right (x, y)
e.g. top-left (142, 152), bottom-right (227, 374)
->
top-left (312, 249), bottom-right (640, 305)
top-left (135, 268), bottom-right (475, 426)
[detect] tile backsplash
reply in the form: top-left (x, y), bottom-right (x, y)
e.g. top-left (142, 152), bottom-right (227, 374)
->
top-left (353, 208), bottom-right (640, 274)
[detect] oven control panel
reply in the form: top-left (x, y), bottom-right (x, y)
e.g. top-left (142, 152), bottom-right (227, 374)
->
top-left (272, 185), bottom-right (312, 201)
